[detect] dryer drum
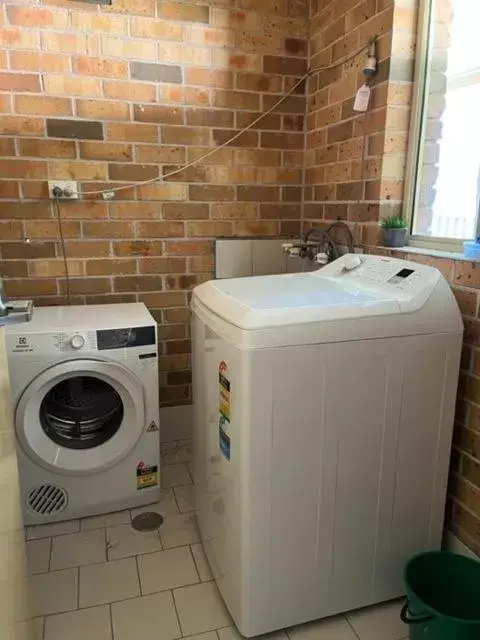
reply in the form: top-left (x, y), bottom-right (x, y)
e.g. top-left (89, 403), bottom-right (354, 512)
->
top-left (40, 375), bottom-right (124, 450)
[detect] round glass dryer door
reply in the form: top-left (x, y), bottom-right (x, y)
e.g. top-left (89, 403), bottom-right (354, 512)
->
top-left (15, 359), bottom-right (145, 475)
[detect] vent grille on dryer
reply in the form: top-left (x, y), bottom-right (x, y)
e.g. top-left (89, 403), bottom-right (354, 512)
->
top-left (26, 484), bottom-right (68, 516)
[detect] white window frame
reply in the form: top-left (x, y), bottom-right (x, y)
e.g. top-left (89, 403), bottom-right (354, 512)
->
top-left (404, 0), bottom-right (480, 252)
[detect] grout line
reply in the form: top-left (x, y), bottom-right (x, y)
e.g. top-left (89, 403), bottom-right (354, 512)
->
top-left (109, 603), bottom-right (115, 640)
top-left (76, 566), bottom-right (80, 610)
top-left (134, 553), bottom-right (143, 597)
top-left (345, 614), bottom-right (361, 640)
top-left (187, 544), bottom-right (201, 583)
top-left (170, 586), bottom-right (184, 636)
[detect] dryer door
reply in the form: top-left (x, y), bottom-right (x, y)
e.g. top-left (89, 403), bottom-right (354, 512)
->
top-left (15, 359), bottom-right (145, 475)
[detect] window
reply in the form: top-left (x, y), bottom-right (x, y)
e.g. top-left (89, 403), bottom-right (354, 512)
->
top-left (406, 0), bottom-right (480, 246)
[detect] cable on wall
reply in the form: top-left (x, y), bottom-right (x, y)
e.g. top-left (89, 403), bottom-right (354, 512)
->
top-left (55, 40), bottom-right (377, 200)
top-left (52, 193), bottom-right (73, 306)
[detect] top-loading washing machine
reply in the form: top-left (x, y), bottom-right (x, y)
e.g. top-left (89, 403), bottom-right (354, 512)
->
top-left (191, 254), bottom-right (463, 637)
top-left (6, 303), bottom-right (160, 525)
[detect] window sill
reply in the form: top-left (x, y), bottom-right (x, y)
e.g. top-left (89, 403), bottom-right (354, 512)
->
top-left (379, 244), bottom-right (480, 263)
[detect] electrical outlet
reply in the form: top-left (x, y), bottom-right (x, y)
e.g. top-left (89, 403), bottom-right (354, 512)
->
top-left (48, 180), bottom-right (79, 199)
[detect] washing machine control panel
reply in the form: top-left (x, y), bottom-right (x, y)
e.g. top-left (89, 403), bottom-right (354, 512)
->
top-left (54, 331), bottom-right (96, 352)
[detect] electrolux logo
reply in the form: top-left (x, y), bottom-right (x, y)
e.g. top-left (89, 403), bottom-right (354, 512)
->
top-left (17, 337), bottom-right (27, 345)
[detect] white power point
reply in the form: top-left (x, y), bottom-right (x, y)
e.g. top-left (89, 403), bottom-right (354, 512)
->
top-left (48, 180), bottom-right (79, 199)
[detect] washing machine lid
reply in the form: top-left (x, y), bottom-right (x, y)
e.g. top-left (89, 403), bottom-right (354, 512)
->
top-left (192, 254), bottom-right (449, 331)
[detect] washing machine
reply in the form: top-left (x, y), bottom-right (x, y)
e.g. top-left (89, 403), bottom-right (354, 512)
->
top-left (191, 254), bottom-right (463, 637)
top-left (6, 303), bottom-right (160, 525)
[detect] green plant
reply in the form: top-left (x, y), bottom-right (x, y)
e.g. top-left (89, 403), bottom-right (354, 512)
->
top-left (379, 215), bottom-right (407, 229)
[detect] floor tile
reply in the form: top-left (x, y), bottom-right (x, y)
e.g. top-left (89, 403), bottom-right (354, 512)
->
top-left (219, 626), bottom-right (287, 640)
top-left (30, 568), bottom-right (78, 616)
top-left (79, 557), bottom-right (140, 608)
top-left (173, 581), bottom-right (231, 636)
top-left (162, 440), bottom-right (193, 465)
top-left (163, 463), bottom-right (192, 488)
top-left (183, 633), bottom-right (217, 640)
top-left (112, 591), bottom-right (181, 640)
top-left (44, 605), bottom-right (111, 640)
top-left (287, 616), bottom-right (358, 640)
top-left (130, 488), bottom-right (179, 519)
top-left (33, 617), bottom-right (44, 640)
top-left (191, 543), bottom-right (213, 581)
top-left (26, 519), bottom-right (80, 541)
top-left (187, 461), bottom-right (194, 481)
top-left (26, 538), bottom-right (51, 575)
top-left (160, 513), bottom-right (200, 549)
top-left (137, 546), bottom-right (199, 594)
top-left (107, 523), bottom-right (162, 560)
top-left (50, 529), bottom-right (106, 570)
top-left (80, 509), bottom-right (130, 531)
top-left (174, 484), bottom-right (195, 512)
top-left (347, 600), bottom-right (405, 640)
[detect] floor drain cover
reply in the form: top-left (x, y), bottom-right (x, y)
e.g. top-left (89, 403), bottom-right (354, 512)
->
top-left (131, 512), bottom-right (164, 532)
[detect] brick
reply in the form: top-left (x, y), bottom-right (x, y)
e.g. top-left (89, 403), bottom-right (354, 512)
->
top-left (314, 184), bottom-right (336, 201)
top-left (131, 62), bottom-right (182, 84)
top-left (114, 275), bottom-right (164, 292)
top-left (1, 261), bottom-right (28, 278)
top-left (165, 240), bottom-right (212, 256)
top-left (29, 259), bottom-right (84, 278)
top-left (110, 202), bottom-right (161, 219)
top-left (236, 72), bottom-right (283, 93)
top-left (213, 51), bottom-right (261, 72)
top-left (159, 2), bottom-right (209, 22)
top-left (24, 220), bottom-right (80, 239)
top-left (76, 99), bottom-right (129, 121)
top-left (167, 370), bottom-right (192, 385)
top-left (49, 160), bottom-right (106, 180)
top-left (213, 90), bottom-right (260, 112)
top-left (136, 145), bottom-right (185, 165)
top-left (0, 138), bottom-right (15, 156)
top-left (102, 36), bottom-right (156, 62)
top-left (19, 139), bottom-right (76, 159)
top-left (106, 123), bottom-right (158, 143)
top-left (73, 56), bottom-right (128, 78)
top-left (263, 94), bottom-right (305, 115)
top-left (79, 142), bottom-right (132, 162)
top-left (163, 203), bottom-right (209, 220)
top-left (60, 278), bottom-right (111, 295)
top-left (19, 182), bottom-right (50, 199)
top-left (189, 185), bottom-right (234, 201)
top-left (0, 221), bottom-right (24, 238)
top-left (1, 241), bottom-right (56, 260)
top-left (82, 222), bottom-right (133, 239)
top-left (158, 86), bottom-right (210, 106)
top-left (137, 221), bottom-right (184, 237)
top-left (0, 94), bottom-right (10, 113)
top-left (4, 279), bottom-right (57, 298)
top-left (184, 68), bottom-right (233, 88)
top-left (0, 73), bottom-right (40, 93)
top-left (264, 55), bottom-right (307, 75)
top-left (162, 125), bottom-right (210, 146)
top-left (7, 5), bottom-right (68, 27)
top-left (47, 119), bottom-right (103, 140)
top-left (139, 292), bottom-right (187, 308)
top-left (235, 220), bottom-right (278, 236)
top-left (0, 183), bottom-right (20, 199)
top-left (455, 262), bottom-right (480, 289)
top-left (260, 132), bottom-right (303, 149)
top-left (188, 255), bottom-right (213, 272)
top-left (187, 221), bottom-right (232, 237)
top-left (134, 104), bottom-right (183, 125)
top-left (10, 52), bottom-right (70, 73)
top-left (109, 163), bottom-right (158, 181)
top-left (137, 183), bottom-right (187, 201)
top-left (71, 13), bottom-right (129, 34)
top-left (114, 240), bottom-right (163, 257)
top-left (237, 186), bottom-right (280, 202)
top-left (453, 289), bottom-right (479, 317)
top-left (186, 108), bottom-right (234, 129)
top-left (210, 203), bottom-right (256, 220)
top-left (57, 202), bottom-right (108, 220)
top-left (236, 149), bottom-right (281, 166)
top-left (131, 17), bottom-right (183, 40)
top-left (3, 202), bottom-right (51, 220)
top-left (100, 0), bottom-right (155, 15)
top-left (0, 27), bottom-right (39, 49)
top-left (103, 81), bottom-right (156, 103)
top-left (158, 353), bottom-right (190, 371)
top-left (15, 95), bottom-right (72, 117)
top-left (260, 204), bottom-right (299, 219)
top-left (0, 159), bottom-right (46, 179)
top-left (42, 32), bottom-right (99, 55)
top-left (43, 75), bottom-right (102, 97)
top-left (462, 456), bottom-right (480, 489)
top-left (285, 37), bottom-right (308, 56)
top-left (185, 25), bottom-right (235, 48)
top-left (213, 129), bottom-right (258, 148)
top-left (138, 257), bottom-right (186, 273)
top-left (158, 42), bottom-right (211, 66)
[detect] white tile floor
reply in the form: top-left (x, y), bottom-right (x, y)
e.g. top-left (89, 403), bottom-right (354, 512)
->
top-left (28, 440), bottom-right (409, 640)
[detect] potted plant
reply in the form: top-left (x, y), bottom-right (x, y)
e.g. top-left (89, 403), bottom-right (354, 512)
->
top-left (380, 215), bottom-right (408, 248)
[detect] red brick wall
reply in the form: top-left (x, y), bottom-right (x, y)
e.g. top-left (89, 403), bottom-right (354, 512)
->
top-left (0, 0), bottom-right (307, 406)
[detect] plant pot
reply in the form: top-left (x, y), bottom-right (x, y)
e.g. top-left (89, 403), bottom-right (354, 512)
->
top-left (383, 227), bottom-right (407, 248)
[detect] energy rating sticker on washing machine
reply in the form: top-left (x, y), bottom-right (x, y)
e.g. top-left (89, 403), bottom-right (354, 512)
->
top-left (218, 361), bottom-right (231, 460)
top-left (136, 461), bottom-right (158, 490)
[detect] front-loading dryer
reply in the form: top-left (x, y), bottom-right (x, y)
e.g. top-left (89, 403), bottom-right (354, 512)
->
top-left (6, 303), bottom-right (160, 525)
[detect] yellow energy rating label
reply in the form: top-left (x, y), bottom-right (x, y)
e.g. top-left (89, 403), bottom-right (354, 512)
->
top-left (219, 360), bottom-right (231, 421)
top-left (136, 461), bottom-right (158, 490)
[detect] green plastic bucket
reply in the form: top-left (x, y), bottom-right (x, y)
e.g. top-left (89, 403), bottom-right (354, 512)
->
top-left (402, 551), bottom-right (480, 640)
